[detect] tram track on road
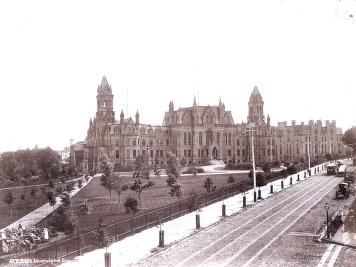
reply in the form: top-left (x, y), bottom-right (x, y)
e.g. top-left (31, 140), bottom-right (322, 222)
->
top-left (200, 177), bottom-right (342, 267)
top-left (136, 174), bottom-right (341, 267)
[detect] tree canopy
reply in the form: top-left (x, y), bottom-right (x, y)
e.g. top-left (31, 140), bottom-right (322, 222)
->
top-left (342, 126), bottom-right (356, 154)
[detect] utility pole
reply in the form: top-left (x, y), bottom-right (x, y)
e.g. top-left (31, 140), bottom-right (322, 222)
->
top-left (307, 131), bottom-right (311, 171)
top-left (247, 123), bottom-right (258, 202)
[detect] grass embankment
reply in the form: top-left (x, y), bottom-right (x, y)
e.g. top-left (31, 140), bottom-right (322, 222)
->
top-left (37, 173), bottom-right (249, 233)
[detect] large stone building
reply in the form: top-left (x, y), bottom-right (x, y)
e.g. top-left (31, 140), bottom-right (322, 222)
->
top-left (73, 77), bottom-right (346, 172)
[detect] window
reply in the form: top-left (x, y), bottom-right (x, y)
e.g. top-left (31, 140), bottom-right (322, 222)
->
top-left (150, 139), bottom-right (153, 146)
top-left (156, 150), bottom-right (159, 157)
top-left (142, 150), bottom-right (146, 156)
top-left (133, 150), bottom-right (137, 158)
top-left (228, 149), bottom-right (231, 157)
top-left (127, 149), bottom-right (130, 158)
top-left (133, 139), bottom-right (136, 146)
top-left (224, 133), bottom-right (228, 145)
top-left (228, 133), bottom-right (232, 146)
top-left (188, 132), bottom-right (192, 145)
top-left (199, 132), bottom-right (203, 146)
top-left (150, 150), bottom-right (153, 158)
top-left (188, 150), bottom-right (191, 157)
top-left (160, 150), bottom-right (163, 157)
top-left (242, 149), bottom-right (245, 157)
top-left (116, 139), bottom-right (119, 146)
top-left (142, 138), bottom-right (146, 146)
top-left (166, 139), bottom-right (169, 146)
top-left (184, 132), bottom-right (187, 145)
top-left (116, 150), bottom-right (120, 158)
top-left (237, 149), bottom-right (240, 156)
top-left (237, 140), bottom-right (240, 146)
top-left (126, 138), bottom-right (130, 146)
top-left (184, 150), bottom-right (187, 157)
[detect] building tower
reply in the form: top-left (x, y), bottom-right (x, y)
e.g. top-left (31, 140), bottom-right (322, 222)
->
top-left (247, 86), bottom-right (265, 126)
top-left (96, 76), bottom-right (115, 123)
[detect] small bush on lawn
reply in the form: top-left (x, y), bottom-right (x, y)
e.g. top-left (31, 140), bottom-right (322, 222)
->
top-left (79, 199), bottom-right (93, 216)
top-left (227, 175), bottom-right (235, 184)
top-left (77, 179), bottom-right (83, 188)
top-left (124, 197), bottom-right (139, 214)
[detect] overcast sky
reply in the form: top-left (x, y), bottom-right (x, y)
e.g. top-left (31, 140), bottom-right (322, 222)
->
top-left (0, 0), bottom-right (355, 152)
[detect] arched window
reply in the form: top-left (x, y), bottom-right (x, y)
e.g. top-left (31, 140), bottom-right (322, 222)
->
top-left (228, 133), bottom-right (231, 145)
top-left (184, 132), bottom-right (187, 145)
top-left (224, 133), bottom-right (228, 145)
top-left (127, 149), bottom-right (130, 159)
top-left (199, 132), bottom-right (203, 146)
top-left (188, 132), bottom-right (192, 145)
top-left (142, 138), bottom-right (146, 147)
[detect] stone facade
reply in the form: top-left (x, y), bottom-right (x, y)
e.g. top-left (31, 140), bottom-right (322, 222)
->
top-left (75, 77), bottom-right (346, 172)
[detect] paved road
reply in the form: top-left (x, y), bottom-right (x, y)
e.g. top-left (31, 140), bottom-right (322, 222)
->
top-left (135, 172), bottom-right (356, 267)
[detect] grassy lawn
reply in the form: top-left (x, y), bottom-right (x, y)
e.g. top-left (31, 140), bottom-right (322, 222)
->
top-left (37, 172), bottom-right (249, 234)
top-left (0, 186), bottom-right (48, 229)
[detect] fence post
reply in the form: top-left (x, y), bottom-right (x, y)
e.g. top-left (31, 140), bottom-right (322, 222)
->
top-left (115, 219), bottom-right (118, 240)
top-left (206, 194), bottom-right (208, 206)
top-left (290, 176), bottom-right (293, 185)
top-left (179, 201), bottom-right (182, 215)
top-left (243, 195), bottom-right (246, 207)
top-left (131, 216), bottom-right (134, 235)
top-left (270, 184), bottom-right (273, 194)
top-left (159, 230), bottom-right (164, 247)
top-left (66, 236), bottom-right (69, 254)
top-left (77, 233), bottom-right (81, 256)
top-left (169, 205), bottom-right (172, 220)
top-left (145, 213), bottom-right (148, 229)
top-left (297, 174), bottom-right (300, 181)
top-left (222, 203), bottom-right (226, 217)
top-left (196, 213), bottom-right (200, 229)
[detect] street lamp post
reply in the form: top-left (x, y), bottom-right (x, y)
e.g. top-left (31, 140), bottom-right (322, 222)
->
top-left (307, 131), bottom-right (311, 172)
top-left (247, 123), bottom-right (258, 202)
top-left (324, 202), bottom-right (330, 238)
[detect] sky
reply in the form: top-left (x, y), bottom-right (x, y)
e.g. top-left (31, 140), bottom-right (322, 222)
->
top-left (0, 0), bottom-right (356, 152)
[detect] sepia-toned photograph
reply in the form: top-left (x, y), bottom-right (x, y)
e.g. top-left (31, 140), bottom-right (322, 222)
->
top-left (1, 0), bottom-right (356, 266)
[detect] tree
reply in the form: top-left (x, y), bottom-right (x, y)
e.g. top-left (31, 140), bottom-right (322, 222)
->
top-left (130, 179), bottom-right (155, 207)
top-left (154, 165), bottom-right (161, 181)
top-left (62, 206), bottom-right (78, 236)
top-left (115, 180), bottom-right (128, 203)
top-left (30, 188), bottom-right (38, 199)
top-left (342, 126), bottom-right (356, 155)
top-left (20, 193), bottom-right (27, 211)
top-left (100, 154), bottom-right (116, 198)
top-left (60, 192), bottom-right (71, 207)
top-left (166, 152), bottom-right (183, 199)
top-left (129, 156), bottom-right (154, 207)
top-left (203, 177), bottom-right (216, 192)
top-left (124, 197), bottom-right (139, 214)
top-left (47, 190), bottom-right (57, 210)
top-left (95, 219), bottom-right (112, 251)
top-left (3, 191), bottom-right (15, 217)
top-left (79, 199), bottom-right (93, 216)
top-left (227, 175), bottom-right (235, 184)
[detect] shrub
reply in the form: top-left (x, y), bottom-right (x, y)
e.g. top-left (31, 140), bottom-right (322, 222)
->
top-left (182, 167), bottom-right (204, 174)
top-left (79, 199), bottom-right (93, 216)
top-left (124, 197), bottom-right (139, 214)
top-left (77, 179), bottom-right (83, 188)
top-left (227, 175), bottom-right (235, 184)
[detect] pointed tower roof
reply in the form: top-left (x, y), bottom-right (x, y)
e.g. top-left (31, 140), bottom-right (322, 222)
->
top-left (98, 76), bottom-right (112, 94)
top-left (193, 96), bottom-right (197, 107)
top-left (135, 110), bottom-right (139, 117)
top-left (219, 96), bottom-right (222, 106)
top-left (249, 86), bottom-right (263, 103)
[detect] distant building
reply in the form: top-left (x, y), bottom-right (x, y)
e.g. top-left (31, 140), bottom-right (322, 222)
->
top-left (72, 77), bottom-right (346, 172)
top-left (58, 146), bottom-right (70, 164)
